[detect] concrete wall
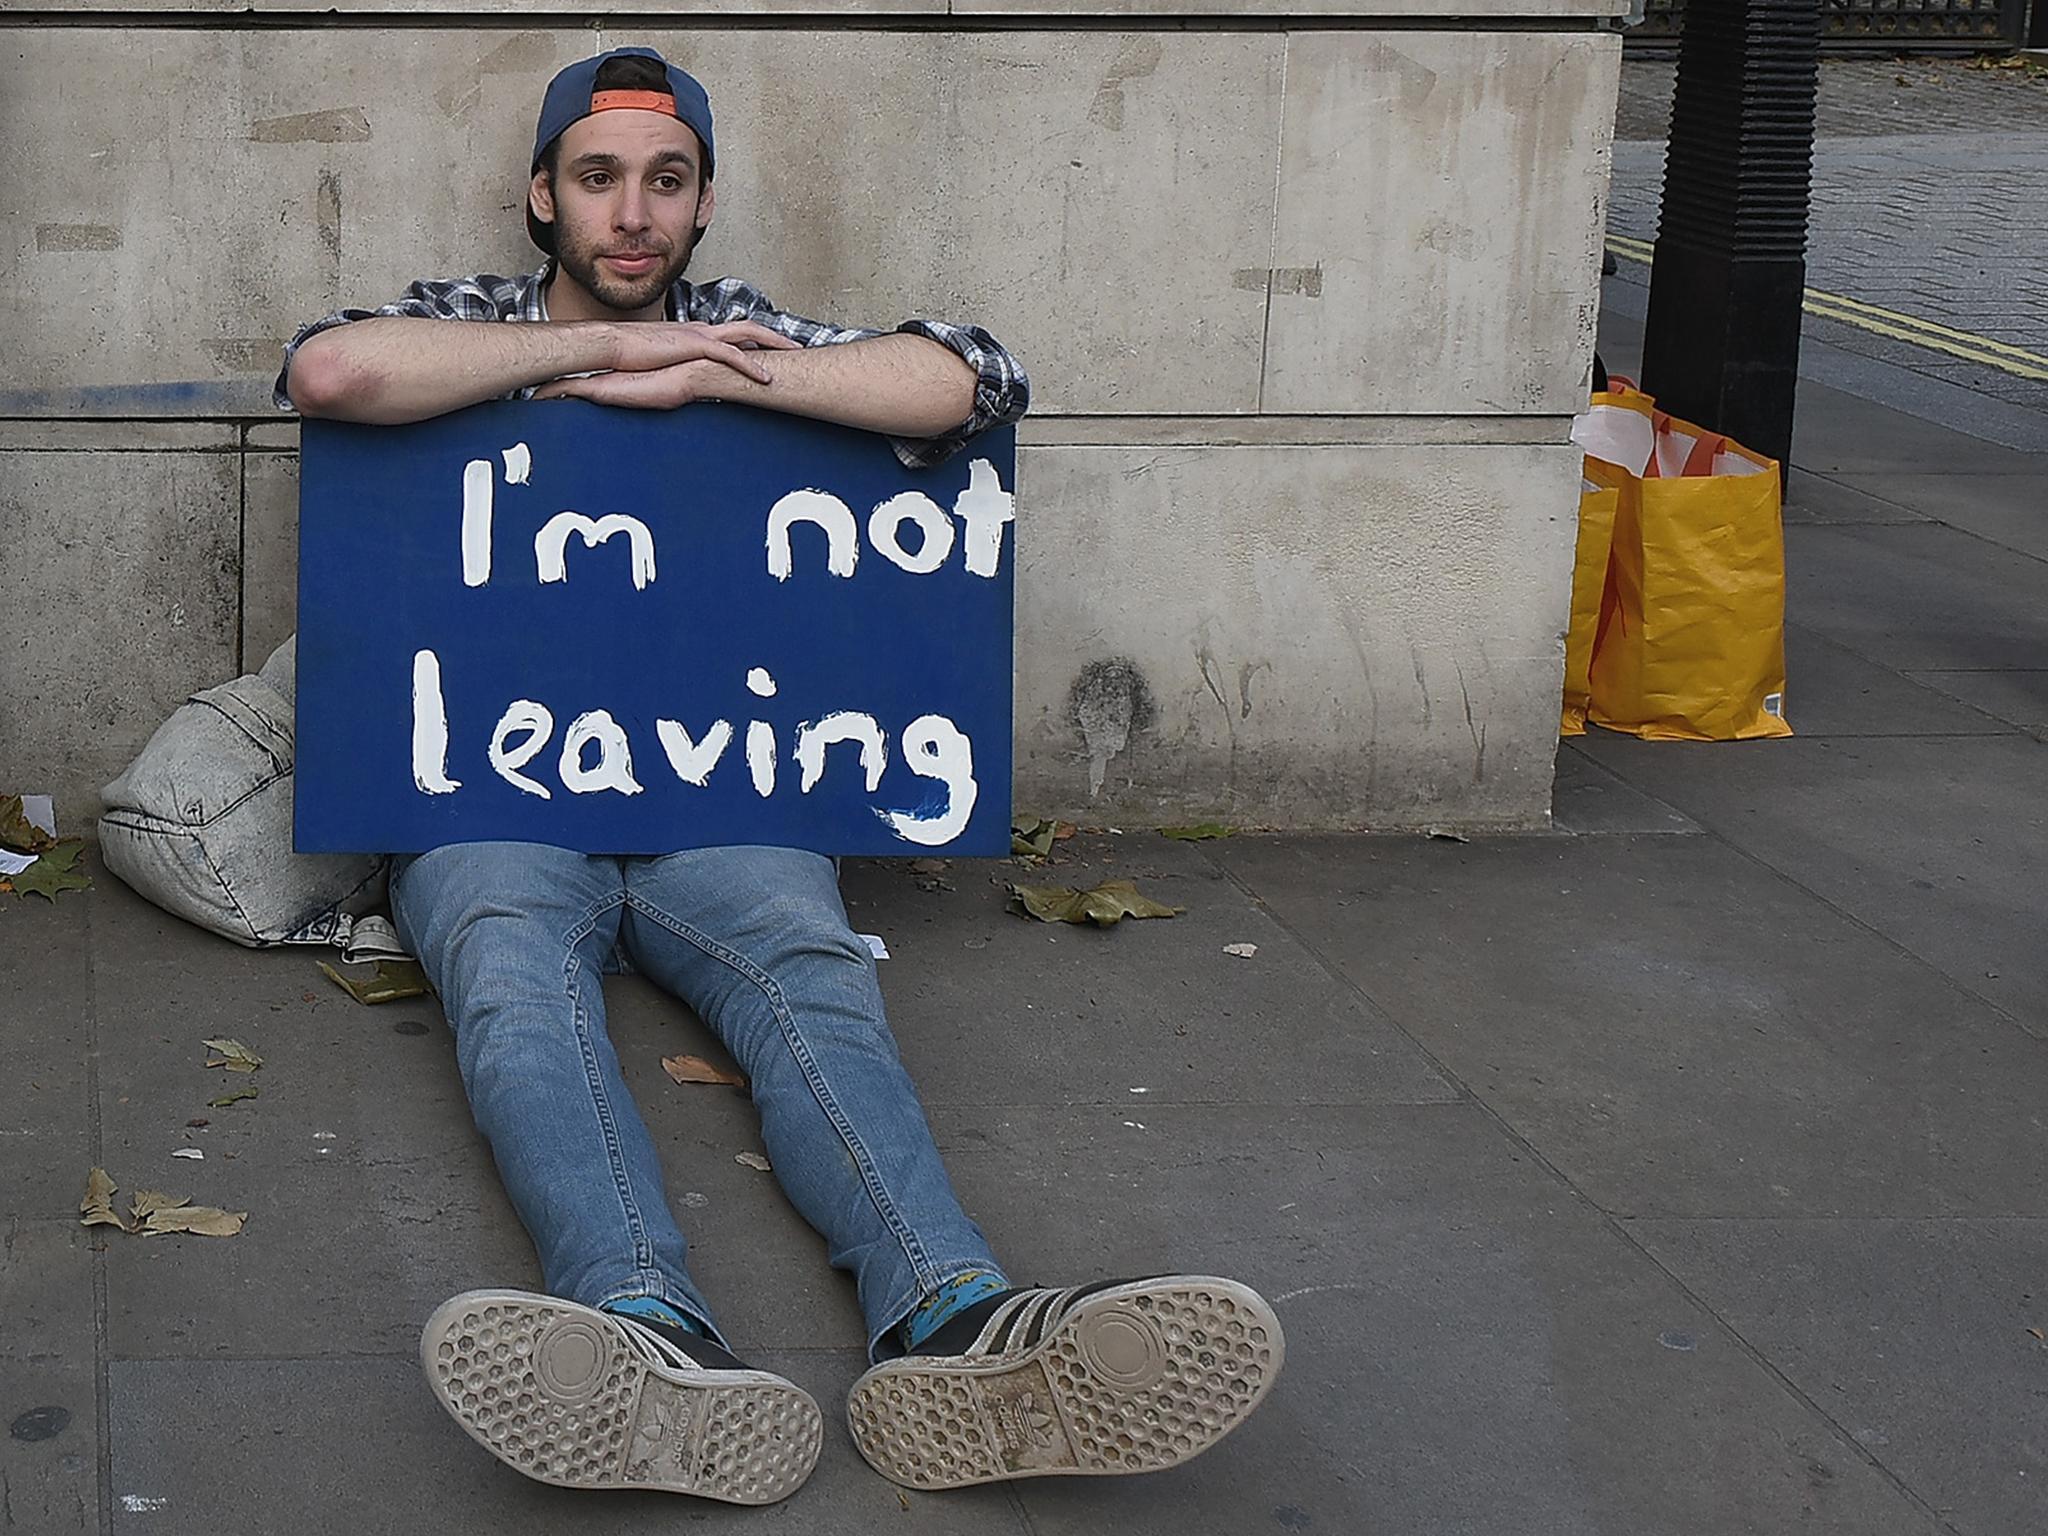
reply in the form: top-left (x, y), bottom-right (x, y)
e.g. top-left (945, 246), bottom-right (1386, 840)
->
top-left (0, 11), bottom-right (1621, 831)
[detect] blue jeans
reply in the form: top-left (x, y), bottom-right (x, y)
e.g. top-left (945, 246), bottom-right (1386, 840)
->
top-left (390, 842), bottom-right (1006, 1360)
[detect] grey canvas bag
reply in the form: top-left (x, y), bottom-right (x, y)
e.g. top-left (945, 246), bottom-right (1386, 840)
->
top-left (98, 636), bottom-right (404, 957)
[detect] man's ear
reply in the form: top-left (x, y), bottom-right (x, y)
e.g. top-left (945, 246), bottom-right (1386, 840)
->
top-left (695, 176), bottom-right (716, 233)
top-left (530, 168), bottom-right (556, 226)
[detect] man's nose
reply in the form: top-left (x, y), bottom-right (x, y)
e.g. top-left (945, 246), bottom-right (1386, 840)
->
top-left (614, 186), bottom-right (652, 231)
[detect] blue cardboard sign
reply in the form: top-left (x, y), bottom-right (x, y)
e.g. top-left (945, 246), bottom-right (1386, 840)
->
top-left (295, 401), bottom-right (1015, 856)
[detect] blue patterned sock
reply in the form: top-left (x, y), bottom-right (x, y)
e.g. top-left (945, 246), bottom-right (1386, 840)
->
top-left (903, 1271), bottom-right (1010, 1350)
top-left (603, 1295), bottom-right (707, 1338)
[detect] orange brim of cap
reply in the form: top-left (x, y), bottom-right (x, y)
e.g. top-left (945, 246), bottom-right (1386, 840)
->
top-left (589, 89), bottom-right (678, 117)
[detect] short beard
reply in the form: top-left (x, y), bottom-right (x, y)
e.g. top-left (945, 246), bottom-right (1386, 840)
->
top-left (552, 217), bottom-right (697, 315)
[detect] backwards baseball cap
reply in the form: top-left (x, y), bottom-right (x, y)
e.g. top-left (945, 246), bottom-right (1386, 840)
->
top-left (527, 46), bottom-right (715, 254)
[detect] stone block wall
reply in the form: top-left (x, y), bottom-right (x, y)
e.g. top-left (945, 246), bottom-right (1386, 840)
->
top-left (0, 7), bottom-right (1621, 830)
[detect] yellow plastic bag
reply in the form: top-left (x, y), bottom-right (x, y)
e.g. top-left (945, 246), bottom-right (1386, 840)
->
top-left (1586, 407), bottom-right (1792, 741)
top-left (1560, 388), bottom-right (1654, 735)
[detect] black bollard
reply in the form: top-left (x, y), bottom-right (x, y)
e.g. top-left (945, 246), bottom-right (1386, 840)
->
top-left (1640, 0), bottom-right (1821, 471)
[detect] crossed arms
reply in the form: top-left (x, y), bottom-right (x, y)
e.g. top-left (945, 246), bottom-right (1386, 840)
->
top-left (288, 318), bottom-right (978, 440)
top-left (278, 277), bottom-right (1030, 466)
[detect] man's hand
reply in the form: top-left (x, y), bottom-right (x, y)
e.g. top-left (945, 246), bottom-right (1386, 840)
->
top-left (607, 320), bottom-right (800, 381)
top-left (540, 331), bottom-right (979, 439)
top-left (534, 320), bottom-right (804, 409)
top-left (533, 357), bottom-right (748, 409)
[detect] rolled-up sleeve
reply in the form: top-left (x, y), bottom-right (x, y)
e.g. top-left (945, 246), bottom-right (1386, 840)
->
top-left (890, 318), bottom-right (1031, 469)
top-left (695, 279), bottom-right (1030, 468)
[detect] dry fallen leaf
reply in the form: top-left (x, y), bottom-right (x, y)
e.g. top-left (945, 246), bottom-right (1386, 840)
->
top-left (141, 1204), bottom-right (247, 1238)
top-left (1007, 879), bottom-right (1184, 927)
top-left (908, 858), bottom-right (950, 875)
top-left (1010, 818), bottom-right (1078, 857)
top-left (79, 1167), bottom-right (133, 1231)
top-left (2027, 1327), bottom-right (2045, 1343)
top-left (1223, 942), bottom-right (1259, 958)
top-left (208, 1083), bottom-right (260, 1109)
top-left (129, 1188), bottom-right (185, 1221)
top-left (662, 1054), bottom-right (748, 1089)
top-left (318, 958), bottom-right (432, 1005)
top-left (202, 1037), bottom-right (263, 1073)
top-left (734, 1152), bottom-right (772, 1172)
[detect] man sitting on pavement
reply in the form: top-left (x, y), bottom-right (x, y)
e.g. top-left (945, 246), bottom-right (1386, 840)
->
top-left (278, 44), bottom-right (1283, 1506)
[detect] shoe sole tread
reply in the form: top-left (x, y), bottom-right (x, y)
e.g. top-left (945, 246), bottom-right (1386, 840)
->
top-left (847, 1275), bottom-right (1283, 1490)
top-left (421, 1288), bottom-right (821, 1505)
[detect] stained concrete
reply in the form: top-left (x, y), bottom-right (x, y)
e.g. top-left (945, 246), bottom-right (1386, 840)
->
top-left (0, 1222), bottom-right (97, 1536)
top-left (0, 448), bottom-right (240, 823)
top-left (1012, 441), bottom-right (1580, 828)
top-left (1264, 33), bottom-right (1619, 416)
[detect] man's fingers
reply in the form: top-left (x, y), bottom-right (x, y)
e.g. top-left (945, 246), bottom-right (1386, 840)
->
top-left (708, 340), bottom-right (775, 383)
top-left (710, 322), bottom-right (802, 352)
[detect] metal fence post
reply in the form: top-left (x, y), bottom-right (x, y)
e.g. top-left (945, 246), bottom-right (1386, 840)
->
top-left (1640, 0), bottom-right (1822, 469)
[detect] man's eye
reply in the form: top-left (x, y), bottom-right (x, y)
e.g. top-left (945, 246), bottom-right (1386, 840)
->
top-left (582, 172), bottom-right (612, 188)
top-left (653, 176), bottom-right (682, 192)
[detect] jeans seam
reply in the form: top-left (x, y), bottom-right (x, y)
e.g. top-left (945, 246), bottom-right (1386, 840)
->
top-left (560, 891), bottom-right (657, 1275)
top-left (622, 891), bottom-right (941, 1293)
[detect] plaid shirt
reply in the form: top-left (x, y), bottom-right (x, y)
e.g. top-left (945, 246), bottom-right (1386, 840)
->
top-left (274, 262), bottom-right (1029, 468)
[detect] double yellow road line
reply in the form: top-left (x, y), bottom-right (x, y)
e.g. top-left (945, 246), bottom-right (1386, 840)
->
top-left (1604, 233), bottom-right (2048, 383)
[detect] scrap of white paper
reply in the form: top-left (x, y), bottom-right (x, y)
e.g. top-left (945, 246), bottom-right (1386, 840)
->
top-left (860, 933), bottom-right (890, 961)
top-left (3, 793), bottom-right (57, 875)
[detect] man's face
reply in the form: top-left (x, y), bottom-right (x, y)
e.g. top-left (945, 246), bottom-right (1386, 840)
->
top-left (533, 110), bottom-right (714, 317)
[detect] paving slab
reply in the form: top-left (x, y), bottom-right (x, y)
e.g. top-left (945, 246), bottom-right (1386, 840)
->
top-left (1780, 624), bottom-right (2017, 738)
top-left (0, 1362), bottom-right (96, 1535)
top-left (0, 892), bottom-right (96, 1219)
top-left (85, 875), bottom-right (534, 1361)
top-left (980, 1104), bottom-right (1940, 1536)
top-left (839, 841), bottom-right (1459, 1110)
top-left (1783, 523), bottom-right (2048, 674)
top-left (1782, 470), bottom-right (1931, 527)
top-left (1209, 835), bottom-right (2048, 1219)
top-left (1576, 734), bottom-right (2048, 1031)
top-left (103, 1350), bottom-right (1027, 1536)
top-left (1, 1219), bottom-right (99, 1535)
top-left (1630, 1218), bottom-right (2048, 1536)
top-left (1828, 471), bottom-right (2048, 562)
top-left (1551, 744), bottom-right (1700, 834)
top-left (1904, 670), bottom-right (2048, 739)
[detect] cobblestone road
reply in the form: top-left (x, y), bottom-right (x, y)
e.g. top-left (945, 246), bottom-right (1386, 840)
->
top-left (1608, 56), bottom-right (2048, 413)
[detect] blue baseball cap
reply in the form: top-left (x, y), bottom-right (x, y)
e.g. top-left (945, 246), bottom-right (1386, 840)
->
top-left (527, 47), bottom-right (715, 253)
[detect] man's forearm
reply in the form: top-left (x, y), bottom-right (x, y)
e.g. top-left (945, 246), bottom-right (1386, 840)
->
top-left (704, 334), bottom-right (978, 438)
top-left (288, 318), bottom-right (619, 424)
